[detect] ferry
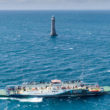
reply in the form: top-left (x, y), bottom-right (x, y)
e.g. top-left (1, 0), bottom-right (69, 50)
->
top-left (0, 79), bottom-right (110, 98)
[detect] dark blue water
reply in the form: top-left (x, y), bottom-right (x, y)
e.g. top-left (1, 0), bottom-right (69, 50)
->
top-left (0, 10), bottom-right (110, 110)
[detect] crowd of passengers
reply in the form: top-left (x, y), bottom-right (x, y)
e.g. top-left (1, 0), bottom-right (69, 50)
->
top-left (7, 84), bottom-right (86, 94)
top-left (7, 80), bottom-right (85, 94)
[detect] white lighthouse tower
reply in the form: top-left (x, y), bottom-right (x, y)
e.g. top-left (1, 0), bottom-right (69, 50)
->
top-left (50, 16), bottom-right (57, 36)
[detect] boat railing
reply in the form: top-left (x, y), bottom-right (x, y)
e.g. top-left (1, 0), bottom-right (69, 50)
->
top-left (83, 83), bottom-right (99, 86)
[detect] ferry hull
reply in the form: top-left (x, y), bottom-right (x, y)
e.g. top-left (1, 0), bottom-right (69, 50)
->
top-left (0, 89), bottom-right (106, 98)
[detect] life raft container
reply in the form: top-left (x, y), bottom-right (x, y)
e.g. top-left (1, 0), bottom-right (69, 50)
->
top-left (89, 88), bottom-right (100, 92)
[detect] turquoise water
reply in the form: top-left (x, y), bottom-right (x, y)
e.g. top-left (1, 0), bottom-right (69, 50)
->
top-left (0, 10), bottom-right (110, 110)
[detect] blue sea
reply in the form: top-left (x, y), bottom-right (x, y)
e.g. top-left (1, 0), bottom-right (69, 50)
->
top-left (0, 10), bottom-right (110, 110)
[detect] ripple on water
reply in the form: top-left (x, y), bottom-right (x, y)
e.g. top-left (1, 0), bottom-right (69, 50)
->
top-left (0, 11), bottom-right (110, 110)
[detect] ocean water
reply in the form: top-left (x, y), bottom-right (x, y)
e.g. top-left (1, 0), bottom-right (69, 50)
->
top-left (0, 10), bottom-right (110, 110)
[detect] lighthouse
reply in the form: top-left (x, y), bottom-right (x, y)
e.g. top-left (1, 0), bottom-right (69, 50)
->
top-left (50, 16), bottom-right (57, 36)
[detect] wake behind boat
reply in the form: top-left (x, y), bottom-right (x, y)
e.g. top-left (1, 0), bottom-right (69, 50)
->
top-left (0, 79), bottom-right (110, 98)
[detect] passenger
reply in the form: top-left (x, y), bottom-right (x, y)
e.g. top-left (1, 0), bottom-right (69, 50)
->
top-left (18, 86), bottom-right (21, 90)
top-left (96, 84), bottom-right (99, 88)
top-left (61, 87), bottom-right (66, 89)
top-left (79, 80), bottom-right (81, 82)
top-left (41, 87), bottom-right (43, 90)
top-left (86, 86), bottom-right (88, 89)
top-left (81, 84), bottom-right (84, 87)
top-left (23, 87), bottom-right (26, 91)
top-left (72, 80), bottom-right (74, 83)
top-left (35, 87), bottom-right (38, 90)
top-left (75, 86), bottom-right (77, 88)
top-left (67, 86), bottom-right (70, 89)
top-left (57, 87), bottom-right (59, 89)
top-left (32, 88), bottom-right (36, 91)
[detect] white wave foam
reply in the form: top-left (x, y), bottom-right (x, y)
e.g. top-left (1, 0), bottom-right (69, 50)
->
top-left (0, 97), bottom-right (43, 103)
top-left (107, 70), bottom-right (110, 72)
top-left (0, 97), bottom-right (9, 100)
top-left (69, 48), bottom-right (73, 50)
top-left (18, 98), bottom-right (43, 102)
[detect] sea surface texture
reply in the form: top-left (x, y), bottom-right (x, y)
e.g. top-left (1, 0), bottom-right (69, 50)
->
top-left (0, 11), bottom-right (110, 110)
